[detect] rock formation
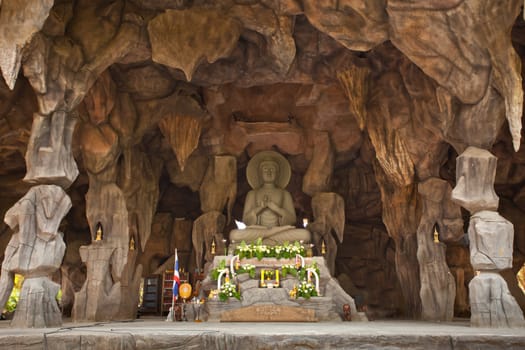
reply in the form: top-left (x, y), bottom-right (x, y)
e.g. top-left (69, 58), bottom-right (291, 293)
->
top-left (0, 185), bottom-right (71, 327)
top-left (0, 0), bottom-right (523, 327)
top-left (417, 178), bottom-right (460, 321)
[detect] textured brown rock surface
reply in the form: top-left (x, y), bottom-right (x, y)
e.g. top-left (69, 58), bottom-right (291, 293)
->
top-left (417, 178), bottom-right (458, 321)
top-left (148, 9), bottom-right (241, 81)
top-left (0, 0), bottom-right (524, 327)
top-left (310, 192), bottom-right (344, 274)
top-left (469, 211), bottom-right (514, 271)
top-left (0, 185), bottom-right (71, 327)
top-left (0, 0), bottom-right (53, 89)
top-left (452, 147), bottom-right (499, 214)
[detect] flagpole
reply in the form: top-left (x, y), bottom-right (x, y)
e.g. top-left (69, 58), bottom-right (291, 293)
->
top-left (171, 248), bottom-right (177, 321)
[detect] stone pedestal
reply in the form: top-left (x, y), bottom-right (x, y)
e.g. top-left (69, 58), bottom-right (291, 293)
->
top-left (72, 243), bottom-right (121, 322)
top-left (11, 277), bottom-right (61, 328)
top-left (201, 256), bottom-right (366, 322)
top-left (470, 272), bottom-right (525, 328)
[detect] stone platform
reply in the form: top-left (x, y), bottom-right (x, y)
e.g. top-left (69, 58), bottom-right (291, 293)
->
top-left (201, 256), bottom-right (366, 322)
top-left (0, 318), bottom-right (524, 349)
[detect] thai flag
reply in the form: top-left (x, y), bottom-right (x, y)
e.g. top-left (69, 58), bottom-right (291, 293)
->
top-left (172, 249), bottom-right (180, 302)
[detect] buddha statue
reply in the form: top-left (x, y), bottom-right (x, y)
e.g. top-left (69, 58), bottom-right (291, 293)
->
top-left (230, 151), bottom-right (311, 245)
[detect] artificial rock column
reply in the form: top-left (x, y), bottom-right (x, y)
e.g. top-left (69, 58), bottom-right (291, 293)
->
top-left (416, 178), bottom-right (460, 321)
top-left (0, 102), bottom-right (77, 328)
top-left (0, 185), bottom-right (71, 328)
top-left (452, 146), bottom-right (525, 327)
top-left (72, 183), bottom-right (130, 322)
top-left (302, 131), bottom-right (343, 273)
top-left (194, 155), bottom-right (236, 269)
top-left (309, 192), bottom-right (345, 275)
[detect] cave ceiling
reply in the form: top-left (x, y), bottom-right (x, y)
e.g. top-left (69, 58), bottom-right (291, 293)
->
top-left (0, 0), bottom-right (523, 218)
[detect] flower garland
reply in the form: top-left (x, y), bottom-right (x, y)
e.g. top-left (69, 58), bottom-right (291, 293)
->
top-left (236, 263), bottom-right (256, 278)
top-left (234, 239), bottom-right (306, 260)
top-left (210, 260), bottom-right (257, 280)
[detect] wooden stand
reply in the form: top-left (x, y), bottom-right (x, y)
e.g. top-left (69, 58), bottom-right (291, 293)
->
top-left (141, 275), bottom-right (160, 314)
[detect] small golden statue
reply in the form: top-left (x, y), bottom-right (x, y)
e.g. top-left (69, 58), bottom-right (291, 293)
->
top-left (129, 236), bottom-right (135, 250)
top-left (289, 284), bottom-right (297, 299)
top-left (208, 289), bottom-right (219, 299)
top-left (95, 223), bottom-right (103, 241)
top-left (211, 238), bottom-right (216, 255)
top-left (321, 239), bottom-right (326, 255)
top-left (433, 227), bottom-right (440, 243)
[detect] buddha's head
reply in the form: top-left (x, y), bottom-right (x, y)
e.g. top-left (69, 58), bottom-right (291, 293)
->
top-left (247, 150), bottom-right (291, 190)
top-left (259, 160), bottom-right (279, 185)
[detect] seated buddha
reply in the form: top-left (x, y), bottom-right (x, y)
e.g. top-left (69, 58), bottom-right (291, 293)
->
top-left (230, 150), bottom-right (311, 245)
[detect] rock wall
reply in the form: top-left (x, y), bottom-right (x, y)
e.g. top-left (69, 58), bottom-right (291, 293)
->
top-left (0, 0), bottom-right (523, 325)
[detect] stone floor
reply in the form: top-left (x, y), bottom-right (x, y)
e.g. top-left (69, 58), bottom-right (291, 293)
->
top-left (0, 317), bottom-right (524, 349)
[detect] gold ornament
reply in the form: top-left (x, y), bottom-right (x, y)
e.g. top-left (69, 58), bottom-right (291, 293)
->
top-left (211, 238), bottom-right (216, 255)
top-left (95, 223), bottom-right (103, 241)
top-left (179, 282), bottom-right (192, 300)
top-left (129, 236), bottom-right (135, 250)
top-left (321, 239), bottom-right (326, 255)
top-left (433, 227), bottom-right (439, 243)
top-left (289, 284), bottom-right (297, 299)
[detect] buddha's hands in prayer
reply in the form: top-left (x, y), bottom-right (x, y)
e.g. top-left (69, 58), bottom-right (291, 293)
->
top-left (266, 200), bottom-right (283, 216)
top-left (255, 195), bottom-right (283, 218)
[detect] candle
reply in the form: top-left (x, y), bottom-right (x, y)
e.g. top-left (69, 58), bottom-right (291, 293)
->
top-left (260, 269), bottom-right (265, 286)
top-left (276, 270), bottom-right (279, 285)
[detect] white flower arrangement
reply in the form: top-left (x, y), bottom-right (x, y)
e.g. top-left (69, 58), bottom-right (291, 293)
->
top-left (219, 282), bottom-right (241, 301)
top-left (296, 281), bottom-right (318, 299)
top-left (234, 238), bottom-right (306, 260)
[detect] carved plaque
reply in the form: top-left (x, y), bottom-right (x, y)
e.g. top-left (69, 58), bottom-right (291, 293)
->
top-left (220, 305), bottom-right (317, 322)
